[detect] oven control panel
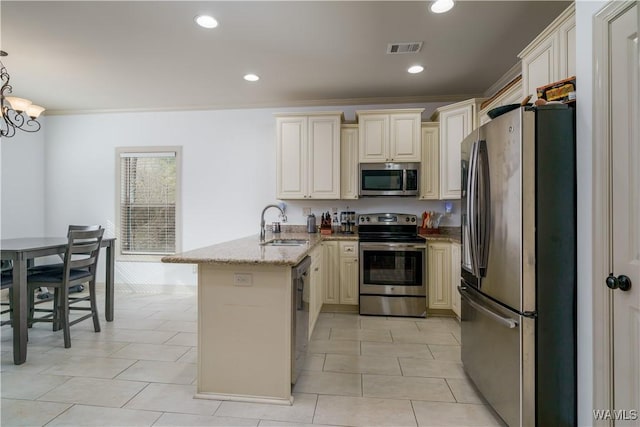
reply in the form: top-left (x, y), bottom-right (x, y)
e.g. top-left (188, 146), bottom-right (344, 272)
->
top-left (358, 213), bottom-right (417, 225)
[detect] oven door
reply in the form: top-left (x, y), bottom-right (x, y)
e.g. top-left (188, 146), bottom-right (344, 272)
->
top-left (359, 242), bottom-right (426, 296)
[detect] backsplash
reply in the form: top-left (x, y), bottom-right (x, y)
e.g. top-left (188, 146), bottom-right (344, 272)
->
top-left (275, 198), bottom-right (461, 227)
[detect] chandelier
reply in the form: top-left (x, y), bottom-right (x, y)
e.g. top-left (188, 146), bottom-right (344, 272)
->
top-left (1, 51), bottom-right (45, 138)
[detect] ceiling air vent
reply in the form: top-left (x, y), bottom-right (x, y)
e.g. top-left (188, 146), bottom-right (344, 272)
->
top-left (386, 42), bottom-right (423, 54)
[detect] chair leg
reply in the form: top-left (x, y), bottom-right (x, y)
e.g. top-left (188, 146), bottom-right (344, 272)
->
top-left (61, 285), bottom-right (71, 348)
top-left (89, 280), bottom-right (101, 333)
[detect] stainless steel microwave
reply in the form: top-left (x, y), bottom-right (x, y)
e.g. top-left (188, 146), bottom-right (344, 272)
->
top-left (359, 163), bottom-right (419, 197)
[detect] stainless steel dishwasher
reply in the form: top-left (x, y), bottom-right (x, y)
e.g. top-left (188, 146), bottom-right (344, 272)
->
top-left (291, 256), bottom-right (311, 385)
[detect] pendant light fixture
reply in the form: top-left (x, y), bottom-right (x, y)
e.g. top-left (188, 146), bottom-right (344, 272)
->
top-left (1, 51), bottom-right (45, 138)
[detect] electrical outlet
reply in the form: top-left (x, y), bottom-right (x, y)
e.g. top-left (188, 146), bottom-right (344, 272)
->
top-left (303, 207), bottom-right (311, 216)
top-left (234, 273), bottom-right (253, 286)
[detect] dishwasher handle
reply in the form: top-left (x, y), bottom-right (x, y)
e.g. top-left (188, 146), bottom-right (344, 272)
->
top-left (458, 286), bottom-right (518, 329)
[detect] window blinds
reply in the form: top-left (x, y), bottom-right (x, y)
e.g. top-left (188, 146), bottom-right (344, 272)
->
top-left (119, 151), bottom-right (177, 255)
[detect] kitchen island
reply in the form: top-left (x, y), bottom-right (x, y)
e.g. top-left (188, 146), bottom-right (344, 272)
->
top-left (161, 231), bottom-right (353, 405)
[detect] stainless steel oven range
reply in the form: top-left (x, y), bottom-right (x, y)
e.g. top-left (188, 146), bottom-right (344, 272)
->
top-left (358, 213), bottom-right (426, 317)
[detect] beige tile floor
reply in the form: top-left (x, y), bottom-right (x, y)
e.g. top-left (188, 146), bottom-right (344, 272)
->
top-left (1, 288), bottom-right (505, 426)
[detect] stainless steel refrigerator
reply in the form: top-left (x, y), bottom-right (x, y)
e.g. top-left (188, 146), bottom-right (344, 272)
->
top-left (459, 105), bottom-right (576, 426)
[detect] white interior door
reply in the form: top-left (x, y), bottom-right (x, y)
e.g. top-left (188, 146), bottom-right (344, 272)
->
top-left (610, 3), bottom-right (639, 424)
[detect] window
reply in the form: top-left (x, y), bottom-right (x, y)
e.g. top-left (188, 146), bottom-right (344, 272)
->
top-left (116, 147), bottom-right (181, 258)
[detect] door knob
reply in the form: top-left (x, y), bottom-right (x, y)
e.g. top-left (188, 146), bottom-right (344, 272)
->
top-left (606, 273), bottom-right (632, 291)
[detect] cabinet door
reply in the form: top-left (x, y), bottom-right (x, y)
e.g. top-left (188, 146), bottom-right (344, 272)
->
top-left (309, 246), bottom-right (323, 334)
top-left (323, 242), bottom-right (340, 304)
top-left (339, 257), bottom-right (359, 305)
top-left (390, 113), bottom-right (421, 162)
top-left (521, 35), bottom-right (557, 102)
top-left (428, 242), bottom-right (452, 310)
top-left (276, 117), bottom-right (307, 199)
top-left (359, 114), bottom-right (389, 162)
top-left (340, 126), bottom-right (359, 200)
top-left (439, 105), bottom-right (473, 199)
top-left (308, 115), bottom-right (341, 199)
top-left (420, 123), bottom-right (439, 200)
top-left (558, 16), bottom-right (576, 79)
top-left (450, 243), bottom-right (461, 318)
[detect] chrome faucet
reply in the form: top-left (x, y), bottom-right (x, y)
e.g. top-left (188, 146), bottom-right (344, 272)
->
top-left (260, 203), bottom-right (287, 243)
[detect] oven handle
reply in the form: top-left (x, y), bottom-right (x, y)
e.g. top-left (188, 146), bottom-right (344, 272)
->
top-left (359, 243), bottom-right (426, 251)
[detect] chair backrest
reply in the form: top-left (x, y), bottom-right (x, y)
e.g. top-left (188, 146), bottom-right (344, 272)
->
top-left (63, 227), bottom-right (104, 278)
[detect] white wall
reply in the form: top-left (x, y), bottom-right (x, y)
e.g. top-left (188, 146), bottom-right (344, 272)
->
top-left (575, 1), bottom-right (606, 424)
top-left (41, 102), bottom-right (451, 286)
top-left (0, 121), bottom-right (46, 239)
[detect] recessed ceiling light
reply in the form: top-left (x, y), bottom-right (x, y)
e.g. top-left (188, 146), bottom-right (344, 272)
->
top-left (195, 15), bottom-right (218, 29)
top-left (408, 65), bottom-right (424, 74)
top-left (430, 0), bottom-right (454, 14)
top-left (244, 74), bottom-right (260, 82)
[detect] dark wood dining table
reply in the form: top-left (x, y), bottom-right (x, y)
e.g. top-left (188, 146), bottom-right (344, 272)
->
top-left (1, 237), bottom-right (116, 365)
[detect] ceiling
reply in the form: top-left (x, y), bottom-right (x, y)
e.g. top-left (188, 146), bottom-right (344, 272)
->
top-left (0, 1), bottom-right (570, 115)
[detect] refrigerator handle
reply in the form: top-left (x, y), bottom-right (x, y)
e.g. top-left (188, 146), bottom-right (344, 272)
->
top-left (459, 286), bottom-right (518, 329)
top-left (467, 141), bottom-right (480, 278)
top-left (476, 140), bottom-right (491, 274)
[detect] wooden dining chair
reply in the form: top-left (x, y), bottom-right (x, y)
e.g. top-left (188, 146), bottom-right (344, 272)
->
top-left (1, 260), bottom-right (13, 327)
top-left (27, 226), bottom-right (104, 348)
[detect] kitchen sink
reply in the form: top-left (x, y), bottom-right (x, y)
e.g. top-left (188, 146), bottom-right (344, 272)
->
top-left (261, 239), bottom-right (309, 246)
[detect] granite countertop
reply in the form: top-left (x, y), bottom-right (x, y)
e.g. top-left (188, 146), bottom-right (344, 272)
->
top-left (418, 226), bottom-right (462, 244)
top-left (162, 226), bottom-right (459, 266)
top-left (162, 231), bottom-right (358, 266)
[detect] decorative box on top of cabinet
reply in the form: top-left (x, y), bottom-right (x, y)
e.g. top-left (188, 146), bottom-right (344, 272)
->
top-left (356, 109), bottom-right (424, 163)
top-left (420, 122), bottom-right (439, 200)
top-left (518, 4), bottom-right (575, 102)
top-left (431, 99), bottom-right (484, 200)
top-left (275, 112), bottom-right (343, 200)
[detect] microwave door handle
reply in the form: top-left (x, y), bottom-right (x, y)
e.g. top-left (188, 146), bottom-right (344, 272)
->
top-left (467, 141), bottom-right (480, 278)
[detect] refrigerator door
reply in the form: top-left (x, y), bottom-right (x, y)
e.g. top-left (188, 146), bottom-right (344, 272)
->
top-left (478, 108), bottom-right (536, 312)
top-left (460, 284), bottom-right (535, 427)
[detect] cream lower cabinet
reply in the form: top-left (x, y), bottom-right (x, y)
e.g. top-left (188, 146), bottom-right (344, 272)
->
top-left (356, 109), bottom-right (424, 163)
top-left (450, 243), bottom-right (461, 318)
top-left (420, 122), bottom-right (439, 200)
top-left (322, 241), bottom-right (340, 304)
top-left (276, 112), bottom-right (342, 200)
top-left (309, 244), bottom-right (324, 334)
top-left (323, 241), bottom-right (358, 306)
top-left (518, 4), bottom-right (575, 101)
top-left (340, 125), bottom-right (359, 200)
top-left (431, 99), bottom-right (484, 200)
top-left (427, 241), bottom-right (462, 315)
top-left (338, 242), bottom-right (358, 305)
top-left (427, 242), bottom-right (452, 310)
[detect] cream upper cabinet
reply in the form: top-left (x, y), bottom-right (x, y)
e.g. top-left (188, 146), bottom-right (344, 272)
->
top-left (478, 79), bottom-right (524, 126)
top-left (338, 241), bottom-right (358, 306)
top-left (276, 112), bottom-right (342, 200)
top-left (322, 241), bottom-right (340, 305)
top-left (420, 122), bottom-right (439, 200)
top-left (427, 242), bottom-right (452, 310)
top-left (340, 125), bottom-right (359, 200)
top-left (450, 243), bottom-right (461, 318)
top-left (518, 4), bottom-right (575, 101)
top-left (432, 99), bottom-right (484, 200)
top-left (357, 109), bottom-right (423, 163)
